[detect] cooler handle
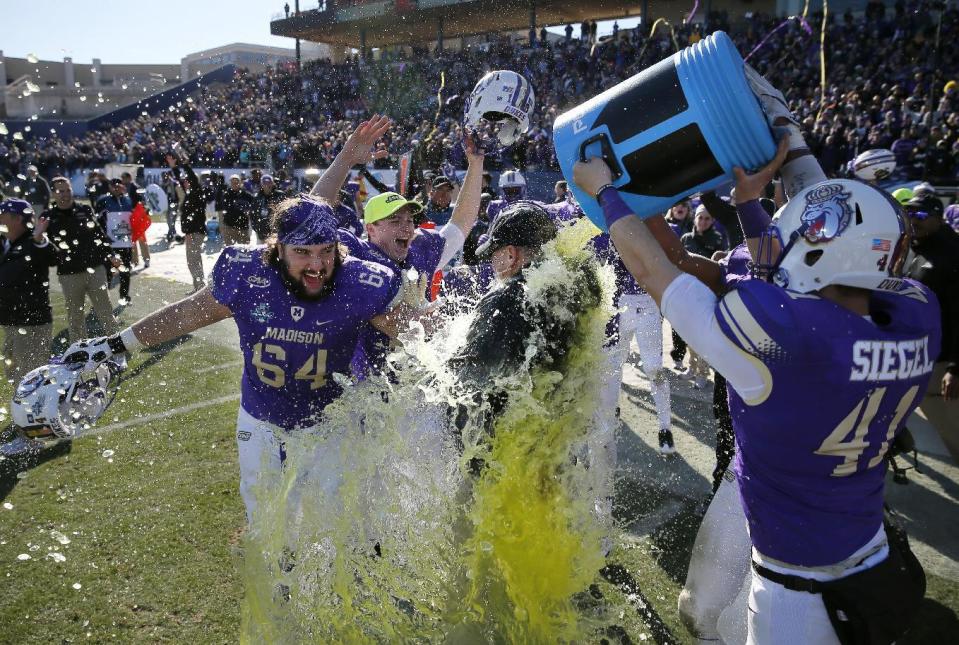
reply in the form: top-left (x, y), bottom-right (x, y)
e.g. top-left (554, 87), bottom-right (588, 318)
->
top-left (578, 133), bottom-right (623, 181)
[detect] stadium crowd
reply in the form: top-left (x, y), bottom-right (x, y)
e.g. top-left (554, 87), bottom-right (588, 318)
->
top-left (1, 1), bottom-right (958, 190)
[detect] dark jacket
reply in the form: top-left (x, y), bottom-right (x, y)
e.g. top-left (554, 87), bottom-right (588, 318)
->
top-left (22, 175), bottom-right (50, 208)
top-left (0, 232), bottom-right (58, 326)
top-left (170, 163), bottom-right (207, 223)
top-left (906, 224), bottom-right (959, 373)
top-left (252, 188), bottom-right (287, 237)
top-left (681, 226), bottom-right (728, 259)
top-left (218, 187), bottom-right (255, 229)
top-left (44, 202), bottom-right (113, 275)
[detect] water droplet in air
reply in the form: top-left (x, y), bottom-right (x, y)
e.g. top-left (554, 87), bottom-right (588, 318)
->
top-left (27, 54), bottom-right (39, 63)
top-left (2, 502), bottom-right (12, 510)
top-left (72, 582), bottom-right (82, 590)
top-left (47, 552), bottom-right (66, 563)
top-left (102, 449), bottom-right (114, 459)
top-left (17, 554), bottom-right (31, 561)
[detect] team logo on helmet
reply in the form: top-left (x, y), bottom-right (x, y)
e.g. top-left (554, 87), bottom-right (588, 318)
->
top-left (800, 183), bottom-right (853, 243)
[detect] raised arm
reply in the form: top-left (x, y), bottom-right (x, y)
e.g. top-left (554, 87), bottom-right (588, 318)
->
top-left (448, 134), bottom-right (485, 235)
top-left (62, 287), bottom-right (233, 370)
top-left (311, 115), bottom-right (392, 203)
top-left (744, 65), bottom-right (826, 197)
top-left (129, 287), bottom-right (233, 346)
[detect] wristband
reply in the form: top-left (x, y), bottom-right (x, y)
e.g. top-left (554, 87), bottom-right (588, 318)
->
top-left (598, 186), bottom-right (634, 229)
top-left (736, 199), bottom-right (772, 238)
top-left (109, 327), bottom-right (143, 354)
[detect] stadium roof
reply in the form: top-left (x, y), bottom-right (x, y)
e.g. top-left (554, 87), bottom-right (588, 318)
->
top-left (271, 0), bottom-right (645, 48)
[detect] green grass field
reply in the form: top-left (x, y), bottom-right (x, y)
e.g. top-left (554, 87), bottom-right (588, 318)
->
top-left (1, 286), bottom-right (956, 643)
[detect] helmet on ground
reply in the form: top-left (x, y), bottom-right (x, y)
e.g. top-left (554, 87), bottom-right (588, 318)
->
top-left (754, 179), bottom-right (909, 293)
top-left (11, 361), bottom-right (122, 444)
top-left (852, 149), bottom-right (896, 182)
top-left (464, 71), bottom-right (535, 149)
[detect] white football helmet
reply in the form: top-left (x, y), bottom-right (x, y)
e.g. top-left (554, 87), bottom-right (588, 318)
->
top-left (852, 148), bottom-right (896, 182)
top-left (756, 179), bottom-right (908, 293)
top-left (464, 71), bottom-right (535, 147)
top-left (11, 361), bottom-right (122, 443)
top-left (498, 170), bottom-right (527, 201)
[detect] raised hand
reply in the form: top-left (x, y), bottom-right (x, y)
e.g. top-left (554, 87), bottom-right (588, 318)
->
top-left (732, 136), bottom-right (789, 204)
top-left (343, 114), bottom-right (392, 166)
top-left (572, 157), bottom-right (614, 198)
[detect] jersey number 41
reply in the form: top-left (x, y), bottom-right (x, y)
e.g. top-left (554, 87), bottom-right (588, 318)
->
top-left (814, 385), bottom-right (921, 477)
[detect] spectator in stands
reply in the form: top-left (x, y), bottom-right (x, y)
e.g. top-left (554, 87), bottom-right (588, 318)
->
top-left (166, 151), bottom-right (208, 292)
top-left (45, 178), bottom-right (119, 343)
top-left (96, 179), bottom-right (135, 305)
top-left (423, 175), bottom-right (454, 226)
top-left (219, 174), bottom-right (254, 246)
top-left (0, 199), bottom-right (56, 383)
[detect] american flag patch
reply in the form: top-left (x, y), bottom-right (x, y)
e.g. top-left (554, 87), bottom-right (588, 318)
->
top-left (872, 239), bottom-right (891, 251)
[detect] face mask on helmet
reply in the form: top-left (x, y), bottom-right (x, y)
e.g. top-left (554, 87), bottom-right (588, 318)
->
top-left (464, 71), bottom-right (535, 155)
top-left (11, 361), bottom-right (123, 444)
top-left (751, 180), bottom-right (909, 293)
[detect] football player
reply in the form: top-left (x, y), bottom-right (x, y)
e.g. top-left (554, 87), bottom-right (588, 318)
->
top-left (311, 116), bottom-right (486, 377)
top-left (592, 232), bottom-right (675, 454)
top-left (61, 195), bottom-right (424, 522)
top-left (573, 128), bottom-right (938, 645)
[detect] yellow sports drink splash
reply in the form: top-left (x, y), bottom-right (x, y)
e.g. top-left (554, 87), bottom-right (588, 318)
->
top-left (242, 217), bottom-right (617, 642)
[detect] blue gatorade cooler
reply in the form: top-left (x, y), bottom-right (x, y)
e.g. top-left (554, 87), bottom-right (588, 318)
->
top-left (553, 31), bottom-right (777, 230)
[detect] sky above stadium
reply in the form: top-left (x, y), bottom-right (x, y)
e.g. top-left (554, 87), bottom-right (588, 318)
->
top-left (2, 1), bottom-right (639, 64)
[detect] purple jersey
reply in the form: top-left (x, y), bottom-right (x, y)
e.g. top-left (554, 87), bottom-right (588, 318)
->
top-left (944, 204), bottom-right (959, 233)
top-left (720, 242), bottom-right (753, 289)
top-left (335, 203), bottom-right (363, 236)
top-left (543, 199), bottom-right (582, 224)
top-left (716, 278), bottom-right (941, 566)
top-left (338, 228), bottom-right (447, 376)
top-left (590, 232), bottom-right (644, 299)
top-left (211, 245), bottom-right (400, 427)
top-left (441, 262), bottom-right (494, 304)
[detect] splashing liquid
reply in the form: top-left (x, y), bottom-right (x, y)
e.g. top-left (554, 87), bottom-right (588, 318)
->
top-left (241, 218), bottom-right (618, 643)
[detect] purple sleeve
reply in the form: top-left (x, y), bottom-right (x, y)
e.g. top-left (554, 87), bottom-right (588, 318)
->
top-left (715, 280), bottom-right (806, 359)
top-left (336, 228), bottom-right (365, 257)
top-left (346, 259), bottom-right (401, 317)
top-left (736, 199), bottom-right (772, 238)
top-left (410, 228), bottom-right (446, 275)
top-left (210, 246), bottom-right (257, 310)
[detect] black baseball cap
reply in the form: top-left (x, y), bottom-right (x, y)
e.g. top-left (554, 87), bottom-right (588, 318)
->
top-left (431, 176), bottom-right (454, 190)
top-left (475, 201), bottom-right (557, 259)
top-left (904, 194), bottom-right (943, 220)
top-left (902, 194), bottom-right (944, 219)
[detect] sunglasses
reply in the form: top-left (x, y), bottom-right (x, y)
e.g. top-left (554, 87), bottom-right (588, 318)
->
top-left (905, 208), bottom-right (931, 220)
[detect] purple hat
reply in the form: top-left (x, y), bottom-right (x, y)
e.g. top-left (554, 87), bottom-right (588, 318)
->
top-left (277, 197), bottom-right (338, 246)
top-left (0, 198), bottom-right (34, 221)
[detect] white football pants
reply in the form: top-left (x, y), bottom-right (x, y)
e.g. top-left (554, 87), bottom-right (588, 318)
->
top-left (605, 292), bottom-right (672, 430)
top-left (679, 473), bottom-right (751, 644)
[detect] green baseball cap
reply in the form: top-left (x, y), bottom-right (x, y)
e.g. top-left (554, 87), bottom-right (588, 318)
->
top-left (891, 187), bottom-right (914, 205)
top-left (364, 192), bottom-right (423, 224)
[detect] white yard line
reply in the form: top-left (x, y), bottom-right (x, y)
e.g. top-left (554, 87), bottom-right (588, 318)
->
top-left (83, 394), bottom-right (240, 437)
top-left (194, 361), bottom-right (244, 374)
